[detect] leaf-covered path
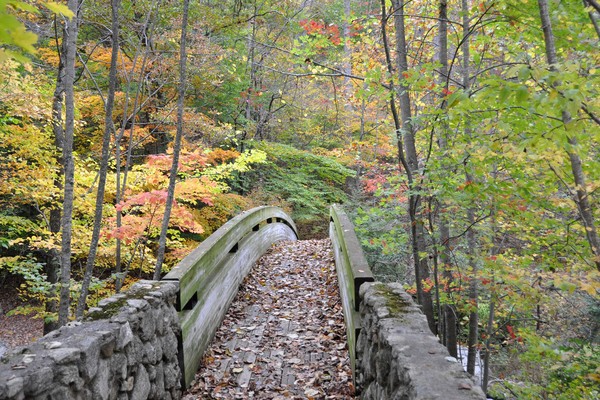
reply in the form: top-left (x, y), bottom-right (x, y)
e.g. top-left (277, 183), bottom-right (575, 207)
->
top-left (183, 239), bottom-right (355, 399)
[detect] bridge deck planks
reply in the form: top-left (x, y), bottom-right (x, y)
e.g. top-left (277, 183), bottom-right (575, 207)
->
top-left (183, 239), bottom-right (355, 399)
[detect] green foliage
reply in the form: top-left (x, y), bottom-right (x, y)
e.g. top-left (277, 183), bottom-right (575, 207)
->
top-left (0, 255), bottom-right (52, 317)
top-left (203, 148), bottom-right (267, 184)
top-left (240, 141), bottom-right (355, 227)
top-left (489, 334), bottom-right (600, 400)
top-left (350, 204), bottom-right (409, 282)
top-left (0, 214), bottom-right (42, 242)
top-left (345, 163), bottom-right (412, 281)
top-left (0, 0), bottom-right (38, 62)
top-left (0, 0), bottom-right (74, 63)
top-left (546, 343), bottom-right (600, 399)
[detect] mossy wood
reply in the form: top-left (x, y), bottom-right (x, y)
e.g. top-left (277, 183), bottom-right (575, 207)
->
top-left (329, 204), bottom-right (374, 375)
top-left (162, 206), bottom-right (298, 387)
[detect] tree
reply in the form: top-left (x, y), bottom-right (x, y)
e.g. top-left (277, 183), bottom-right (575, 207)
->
top-left (112, 0), bottom-right (160, 292)
top-left (57, 0), bottom-right (80, 327)
top-left (0, 0), bottom-right (76, 334)
top-left (75, 0), bottom-right (120, 317)
top-left (537, 0), bottom-right (600, 272)
top-left (457, 0), bottom-right (479, 377)
top-left (389, 0), bottom-right (436, 333)
top-left (154, 0), bottom-right (191, 280)
top-left (435, 0), bottom-right (458, 358)
top-left (46, 23), bottom-right (67, 333)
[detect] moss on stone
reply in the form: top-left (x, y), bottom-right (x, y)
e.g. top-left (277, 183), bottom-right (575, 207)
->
top-left (85, 284), bottom-right (160, 321)
top-left (374, 283), bottom-right (411, 317)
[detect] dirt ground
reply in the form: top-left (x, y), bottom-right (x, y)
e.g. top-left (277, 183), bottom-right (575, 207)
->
top-left (0, 275), bottom-right (44, 355)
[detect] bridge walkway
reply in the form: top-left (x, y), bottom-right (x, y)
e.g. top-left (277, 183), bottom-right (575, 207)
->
top-left (182, 239), bottom-right (355, 399)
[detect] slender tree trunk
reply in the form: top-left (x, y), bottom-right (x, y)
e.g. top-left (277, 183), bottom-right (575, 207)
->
top-left (428, 199), bottom-right (443, 343)
top-left (482, 297), bottom-right (494, 391)
top-left (436, 0), bottom-right (458, 356)
top-left (75, 0), bottom-right (120, 317)
top-left (466, 193), bottom-right (479, 375)
top-left (459, 0), bottom-right (479, 376)
top-left (114, 5), bottom-right (158, 291)
top-left (390, 0), bottom-right (436, 334)
top-left (585, 0), bottom-right (600, 13)
top-left (153, 0), bottom-right (190, 280)
top-left (245, 0), bottom-right (259, 139)
top-left (45, 22), bottom-right (67, 333)
top-left (354, 85), bottom-right (367, 182)
top-left (538, 0), bottom-right (600, 271)
top-left (379, 0), bottom-right (411, 180)
top-left (57, 0), bottom-right (80, 327)
top-left (445, 303), bottom-right (458, 357)
top-left (114, 137), bottom-right (123, 291)
top-left (482, 179), bottom-right (499, 392)
top-left (44, 207), bottom-right (61, 333)
top-left (342, 0), bottom-right (353, 107)
top-left (584, 0), bottom-right (600, 39)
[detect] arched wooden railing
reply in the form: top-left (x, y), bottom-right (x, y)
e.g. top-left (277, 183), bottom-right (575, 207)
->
top-left (329, 204), bottom-right (374, 376)
top-left (163, 206), bottom-right (298, 386)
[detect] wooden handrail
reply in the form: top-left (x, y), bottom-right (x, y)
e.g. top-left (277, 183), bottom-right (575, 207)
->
top-left (163, 206), bottom-right (298, 386)
top-left (329, 204), bottom-right (374, 376)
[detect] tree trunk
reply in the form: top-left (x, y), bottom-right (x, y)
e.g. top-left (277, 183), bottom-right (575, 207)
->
top-left (379, 0), bottom-right (411, 180)
top-left (482, 167), bottom-right (500, 392)
top-left (466, 197), bottom-right (479, 375)
top-left (436, 0), bottom-right (458, 355)
top-left (114, 5), bottom-right (157, 291)
top-left (245, 0), bottom-right (259, 139)
top-left (44, 206), bottom-right (61, 333)
top-left (45, 24), bottom-right (67, 333)
top-left (75, 0), bottom-right (120, 317)
top-left (342, 0), bottom-right (353, 106)
top-left (584, 0), bottom-right (600, 39)
top-left (57, 0), bottom-right (80, 327)
top-left (390, 0), bottom-right (436, 334)
top-left (153, 0), bottom-right (190, 280)
top-left (481, 297), bottom-right (494, 391)
top-left (460, 0), bottom-right (479, 376)
top-left (538, 0), bottom-right (600, 271)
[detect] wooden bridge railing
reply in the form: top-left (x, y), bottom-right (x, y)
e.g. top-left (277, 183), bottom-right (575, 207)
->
top-left (328, 204), bottom-right (374, 376)
top-left (163, 206), bottom-right (298, 386)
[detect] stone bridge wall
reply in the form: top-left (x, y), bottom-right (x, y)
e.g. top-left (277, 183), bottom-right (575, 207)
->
top-left (1, 256), bottom-right (487, 399)
top-left (0, 281), bottom-right (182, 400)
top-left (355, 282), bottom-right (486, 400)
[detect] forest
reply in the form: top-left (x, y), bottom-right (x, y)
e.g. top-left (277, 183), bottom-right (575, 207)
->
top-left (0, 0), bottom-right (599, 398)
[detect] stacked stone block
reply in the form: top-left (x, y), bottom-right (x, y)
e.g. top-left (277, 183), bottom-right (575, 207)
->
top-left (0, 281), bottom-right (182, 400)
top-left (356, 282), bottom-right (486, 400)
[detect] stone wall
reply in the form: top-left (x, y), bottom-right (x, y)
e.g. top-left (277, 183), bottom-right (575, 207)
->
top-left (356, 282), bottom-right (486, 400)
top-left (0, 281), bottom-right (182, 400)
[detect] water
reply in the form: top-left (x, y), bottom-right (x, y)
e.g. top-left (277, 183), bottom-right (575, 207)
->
top-left (457, 346), bottom-right (495, 399)
top-left (457, 345), bottom-right (484, 385)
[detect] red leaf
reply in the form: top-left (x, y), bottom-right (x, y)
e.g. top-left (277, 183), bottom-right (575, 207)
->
top-left (506, 325), bottom-right (516, 339)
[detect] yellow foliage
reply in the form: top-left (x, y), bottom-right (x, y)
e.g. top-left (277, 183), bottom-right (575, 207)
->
top-left (205, 148), bottom-right (240, 165)
top-left (194, 193), bottom-right (251, 236)
top-left (0, 124), bottom-right (59, 207)
top-left (37, 46), bottom-right (61, 68)
top-left (175, 176), bottom-right (222, 206)
top-left (0, 60), bottom-right (53, 121)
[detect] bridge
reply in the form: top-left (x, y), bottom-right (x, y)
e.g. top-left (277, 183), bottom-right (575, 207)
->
top-left (0, 206), bottom-right (485, 400)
